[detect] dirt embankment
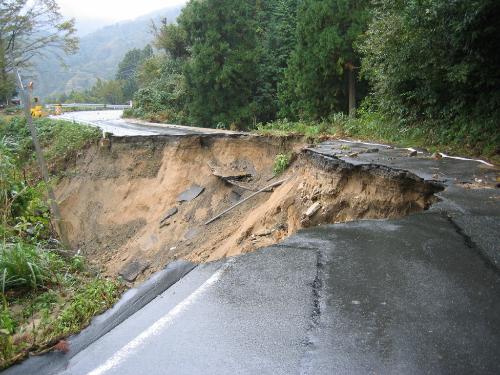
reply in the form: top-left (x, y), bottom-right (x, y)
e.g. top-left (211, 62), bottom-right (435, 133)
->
top-left (55, 135), bottom-right (440, 283)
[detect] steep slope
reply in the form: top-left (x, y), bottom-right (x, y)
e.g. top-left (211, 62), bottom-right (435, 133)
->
top-left (55, 135), bottom-right (441, 284)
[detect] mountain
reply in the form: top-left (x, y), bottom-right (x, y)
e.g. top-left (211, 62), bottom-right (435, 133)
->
top-left (31, 6), bottom-right (183, 100)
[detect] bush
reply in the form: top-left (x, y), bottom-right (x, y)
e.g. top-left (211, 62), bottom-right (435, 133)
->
top-left (130, 57), bottom-right (188, 124)
top-left (0, 117), bottom-right (100, 165)
top-left (273, 153), bottom-right (291, 175)
top-left (0, 243), bottom-right (65, 292)
top-left (359, 0), bottom-right (500, 124)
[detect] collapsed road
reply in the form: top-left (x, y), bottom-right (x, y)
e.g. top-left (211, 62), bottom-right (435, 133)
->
top-left (6, 111), bottom-right (500, 375)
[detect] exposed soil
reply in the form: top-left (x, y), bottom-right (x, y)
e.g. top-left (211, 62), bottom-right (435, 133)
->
top-left (55, 135), bottom-right (441, 284)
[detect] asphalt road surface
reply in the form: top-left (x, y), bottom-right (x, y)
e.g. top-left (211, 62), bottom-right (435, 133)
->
top-left (51, 110), bottom-right (230, 136)
top-left (6, 123), bottom-right (499, 375)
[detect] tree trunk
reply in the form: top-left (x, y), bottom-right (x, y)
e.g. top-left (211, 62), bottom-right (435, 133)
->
top-left (347, 63), bottom-right (356, 118)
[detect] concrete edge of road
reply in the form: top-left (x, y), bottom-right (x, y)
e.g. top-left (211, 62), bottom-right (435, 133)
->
top-left (4, 260), bottom-right (197, 375)
top-left (121, 117), bottom-right (245, 135)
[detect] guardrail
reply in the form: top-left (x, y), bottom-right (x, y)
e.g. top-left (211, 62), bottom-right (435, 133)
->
top-left (45, 103), bottom-right (132, 110)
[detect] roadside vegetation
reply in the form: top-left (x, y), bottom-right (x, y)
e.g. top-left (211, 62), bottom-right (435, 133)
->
top-left (120, 0), bottom-right (499, 162)
top-left (257, 111), bottom-right (500, 164)
top-left (273, 153), bottom-right (292, 176)
top-left (0, 115), bottom-right (121, 369)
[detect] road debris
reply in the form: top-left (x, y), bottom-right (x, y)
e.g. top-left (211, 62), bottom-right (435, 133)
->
top-left (160, 207), bottom-right (178, 227)
top-left (207, 161), bottom-right (251, 180)
top-left (205, 178), bottom-right (290, 225)
top-left (177, 185), bottom-right (205, 202)
top-left (305, 202), bottom-right (321, 217)
top-left (120, 260), bottom-right (150, 282)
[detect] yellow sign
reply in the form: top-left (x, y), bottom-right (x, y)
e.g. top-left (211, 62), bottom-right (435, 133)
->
top-left (31, 105), bottom-right (43, 118)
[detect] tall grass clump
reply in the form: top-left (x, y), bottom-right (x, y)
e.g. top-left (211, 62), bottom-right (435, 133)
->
top-left (0, 243), bottom-right (65, 293)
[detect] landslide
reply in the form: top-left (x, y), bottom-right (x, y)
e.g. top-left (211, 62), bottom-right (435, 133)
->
top-left (55, 135), bottom-right (440, 283)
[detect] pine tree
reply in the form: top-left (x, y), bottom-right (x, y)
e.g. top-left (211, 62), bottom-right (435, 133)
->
top-left (279, 0), bottom-right (370, 120)
top-left (179, 0), bottom-right (259, 129)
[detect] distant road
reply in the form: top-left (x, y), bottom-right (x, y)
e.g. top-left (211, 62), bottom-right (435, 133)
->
top-left (51, 110), bottom-right (232, 137)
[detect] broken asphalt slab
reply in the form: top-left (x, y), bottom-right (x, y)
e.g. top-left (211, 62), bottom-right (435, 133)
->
top-left (306, 140), bottom-right (500, 269)
top-left (119, 260), bottom-right (150, 282)
top-left (161, 207), bottom-right (178, 222)
top-left (177, 185), bottom-right (205, 202)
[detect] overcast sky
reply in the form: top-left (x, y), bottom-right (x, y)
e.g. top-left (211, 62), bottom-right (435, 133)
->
top-left (58, 0), bottom-right (187, 23)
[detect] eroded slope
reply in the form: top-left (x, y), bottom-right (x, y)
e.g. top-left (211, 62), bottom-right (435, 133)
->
top-left (56, 135), bottom-right (441, 283)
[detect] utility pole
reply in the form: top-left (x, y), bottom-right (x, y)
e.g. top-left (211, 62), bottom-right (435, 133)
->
top-left (14, 70), bottom-right (71, 253)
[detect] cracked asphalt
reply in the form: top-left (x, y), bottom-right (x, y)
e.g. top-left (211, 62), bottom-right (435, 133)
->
top-left (5, 121), bottom-right (499, 374)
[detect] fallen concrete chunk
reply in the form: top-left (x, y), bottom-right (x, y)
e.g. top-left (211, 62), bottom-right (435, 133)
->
top-left (305, 202), bottom-right (321, 217)
top-left (255, 228), bottom-right (274, 237)
top-left (160, 207), bottom-right (178, 223)
top-left (177, 185), bottom-right (205, 202)
top-left (119, 260), bottom-right (149, 282)
top-left (208, 162), bottom-right (251, 180)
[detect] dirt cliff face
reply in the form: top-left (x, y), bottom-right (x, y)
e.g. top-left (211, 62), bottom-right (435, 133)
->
top-left (55, 135), bottom-right (441, 284)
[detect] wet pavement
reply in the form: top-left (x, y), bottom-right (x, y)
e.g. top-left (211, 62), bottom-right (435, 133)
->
top-left (5, 136), bottom-right (499, 375)
top-left (51, 110), bottom-right (234, 136)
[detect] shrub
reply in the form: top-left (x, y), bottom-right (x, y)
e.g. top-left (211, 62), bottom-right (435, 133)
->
top-left (0, 243), bottom-right (65, 292)
top-left (273, 153), bottom-right (291, 175)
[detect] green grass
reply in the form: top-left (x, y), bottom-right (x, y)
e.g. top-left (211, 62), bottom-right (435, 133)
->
top-left (273, 153), bottom-right (292, 175)
top-left (0, 115), bottom-right (119, 369)
top-left (256, 112), bottom-right (500, 165)
top-left (0, 243), bottom-right (65, 292)
top-left (0, 116), bottom-right (100, 169)
top-left (47, 278), bottom-right (120, 338)
top-left (0, 267), bottom-right (121, 369)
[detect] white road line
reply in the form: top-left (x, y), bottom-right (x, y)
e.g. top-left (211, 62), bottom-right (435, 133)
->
top-left (338, 139), bottom-right (392, 148)
top-left (86, 260), bottom-right (233, 375)
top-left (338, 139), bottom-right (494, 167)
top-left (438, 153), bottom-right (494, 167)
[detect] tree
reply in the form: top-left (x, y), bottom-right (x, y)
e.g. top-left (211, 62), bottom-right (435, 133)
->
top-left (359, 0), bottom-right (500, 124)
top-left (254, 0), bottom-right (299, 123)
top-left (89, 79), bottom-right (125, 105)
top-left (0, 0), bottom-right (78, 102)
top-left (116, 45), bottom-right (153, 100)
top-left (179, 0), bottom-right (260, 129)
top-left (132, 57), bottom-right (188, 123)
top-left (151, 19), bottom-right (189, 60)
top-left (279, 0), bottom-right (370, 120)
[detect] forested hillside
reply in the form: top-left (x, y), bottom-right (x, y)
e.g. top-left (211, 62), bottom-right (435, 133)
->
top-left (31, 6), bottom-right (182, 99)
top-left (59, 0), bottom-right (499, 159)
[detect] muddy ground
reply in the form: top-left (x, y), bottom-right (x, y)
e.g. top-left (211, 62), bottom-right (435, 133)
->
top-left (55, 134), bottom-right (441, 284)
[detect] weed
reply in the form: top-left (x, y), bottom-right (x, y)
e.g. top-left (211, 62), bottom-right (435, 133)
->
top-left (273, 153), bottom-right (291, 175)
top-left (21, 290), bottom-right (59, 319)
top-left (48, 278), bottom-right (120, 338)
top-left (0, 296), bottom-right (16, 365)
top-left (0, 243), bottom-right (65, 292)
top-left (256, 111), bottom-right (499, 164)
